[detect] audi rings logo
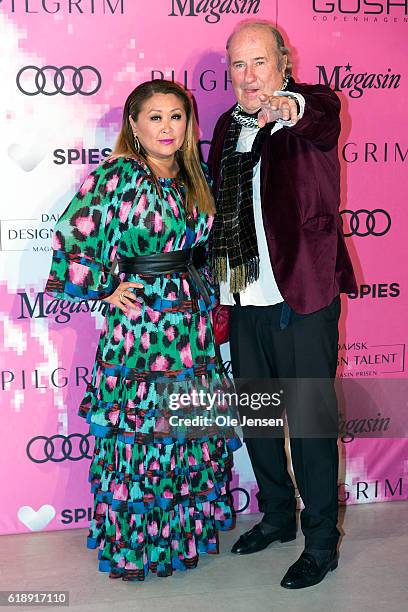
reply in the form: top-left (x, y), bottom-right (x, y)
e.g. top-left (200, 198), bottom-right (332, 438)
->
top-left (26, 434), bottom-right (93, 463)
top-left (340, 209), bottom-right (391, 237)
top-left (230, 487), bottom-right (250, 513)
top-left (16, 66), bottom-right (102, 97)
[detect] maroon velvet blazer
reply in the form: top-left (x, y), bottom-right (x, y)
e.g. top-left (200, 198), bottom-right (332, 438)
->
top-left (207, 81), bottom-right (357, 315)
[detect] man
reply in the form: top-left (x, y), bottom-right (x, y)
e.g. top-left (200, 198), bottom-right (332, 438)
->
top-left (208, 20), bottom-right (357, 589)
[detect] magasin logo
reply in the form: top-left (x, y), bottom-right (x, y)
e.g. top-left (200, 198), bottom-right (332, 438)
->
top-left (17, 291), bottom-right (108, 324)
top-left (168, 0), bottom-right (261, 23)
top-left (316, 63), bottom-right (401, 98)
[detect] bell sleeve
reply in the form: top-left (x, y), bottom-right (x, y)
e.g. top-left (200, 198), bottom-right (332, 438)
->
top-left (45, 159), bottom-right (126, 301)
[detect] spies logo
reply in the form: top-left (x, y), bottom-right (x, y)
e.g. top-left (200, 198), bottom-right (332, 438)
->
top-left (317, 64), bottom-right (400, 98)
top-left (348, 283), bottom-right (400, 299)
top-left (61, 508), bottom-right (92, 524)
top-left (53, 148), bottom-right (112, 165)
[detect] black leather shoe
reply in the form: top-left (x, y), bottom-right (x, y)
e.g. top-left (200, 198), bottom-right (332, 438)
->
top-left (280, 550), bottom-right (338, 589)
top-left (231, 522), bottom-right (296, 555)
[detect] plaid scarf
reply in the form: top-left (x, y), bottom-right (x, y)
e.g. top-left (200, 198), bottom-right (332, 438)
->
top-left (210, 113), bottom-right (270, 293)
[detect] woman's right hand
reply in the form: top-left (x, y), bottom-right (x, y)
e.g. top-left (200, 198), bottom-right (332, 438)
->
top-left (104, 281), bottom-right (144, 314)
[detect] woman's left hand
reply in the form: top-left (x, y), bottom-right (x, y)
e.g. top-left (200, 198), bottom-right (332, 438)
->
top-left (104, 281), bottom-right (144, 314)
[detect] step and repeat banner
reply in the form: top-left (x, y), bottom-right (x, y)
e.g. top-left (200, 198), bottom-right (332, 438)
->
top-left (0, 1), bottom-right (407, 534)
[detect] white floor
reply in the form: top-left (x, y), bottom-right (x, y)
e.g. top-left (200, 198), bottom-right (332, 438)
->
top-left (0, 501), bottom-right (407, 612)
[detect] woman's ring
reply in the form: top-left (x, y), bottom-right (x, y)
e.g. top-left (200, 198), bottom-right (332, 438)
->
top-left (119, 291), bottom-right (126, 304)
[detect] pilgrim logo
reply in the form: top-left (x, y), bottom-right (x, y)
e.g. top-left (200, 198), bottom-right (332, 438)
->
top-left (168, 0), bottom-right (261, 23)
top-left (342, 142), bottom-right (408, 163)
top-left (151, 68), bottom-right (231, 92)
top-left (338, 479), bottom-right (406, 502)
top-left (316, 63), bottom-right (401, 98)
top-left (6, 0), bottom-right (125, 15)
top-left (1, 366), bottom-right (91, 391)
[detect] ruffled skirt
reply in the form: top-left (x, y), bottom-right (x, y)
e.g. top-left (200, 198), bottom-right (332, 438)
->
top-left (87, 434), bottom-right (237, 580)
top-left (79, 302), bottom-right (240, 580)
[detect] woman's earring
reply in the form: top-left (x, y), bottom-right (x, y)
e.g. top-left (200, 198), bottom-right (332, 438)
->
top-left (134, 135), bottom-right (140, 154)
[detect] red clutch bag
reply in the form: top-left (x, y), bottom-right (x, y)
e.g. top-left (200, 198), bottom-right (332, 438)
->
top-left (212, 303), bottom-right (231, 345)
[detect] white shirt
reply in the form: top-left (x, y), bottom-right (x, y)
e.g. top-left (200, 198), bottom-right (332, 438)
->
top-left (219, 91), bottom-right (305, 306)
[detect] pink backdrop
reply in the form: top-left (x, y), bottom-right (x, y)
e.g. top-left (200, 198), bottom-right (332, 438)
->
top-left (0, 0), bottom-right (407, 535)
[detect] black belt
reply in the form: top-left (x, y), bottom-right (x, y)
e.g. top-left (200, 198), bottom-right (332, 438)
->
top-left (117, 247), bottom-right (211, 306)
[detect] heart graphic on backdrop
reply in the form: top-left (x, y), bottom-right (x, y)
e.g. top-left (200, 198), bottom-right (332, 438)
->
top-left (8, 143), bottom-right (47, 172)
top-left (17, 505), bottom-right (56, 531)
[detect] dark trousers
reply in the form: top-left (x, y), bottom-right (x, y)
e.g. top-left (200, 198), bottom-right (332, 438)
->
top-left (229, 298), bottom-right (341, 550)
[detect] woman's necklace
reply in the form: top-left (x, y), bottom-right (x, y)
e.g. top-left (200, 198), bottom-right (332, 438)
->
top-left (147, 158), bottom-right (193, 222)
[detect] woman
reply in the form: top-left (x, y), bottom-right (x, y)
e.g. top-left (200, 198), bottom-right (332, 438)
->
top-left (45, 79), bottom-right (239, 580)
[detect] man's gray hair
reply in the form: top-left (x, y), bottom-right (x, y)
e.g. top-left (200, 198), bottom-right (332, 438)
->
top-left (226, 20), bottom-right (292, 77)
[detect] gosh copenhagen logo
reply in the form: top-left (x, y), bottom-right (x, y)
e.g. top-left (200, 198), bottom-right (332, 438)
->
top-left (168, 0), bottom-right (261, 23)
top-left (312, 1), bottom-right (408, 15)
top-left (317, 63), bottom-right (401, 98)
